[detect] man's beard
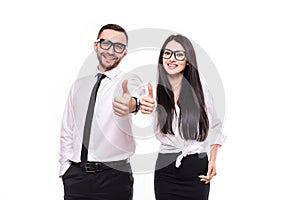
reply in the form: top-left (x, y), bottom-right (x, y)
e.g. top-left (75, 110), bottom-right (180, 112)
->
top-left (97, 52), bottom-right (121, 71)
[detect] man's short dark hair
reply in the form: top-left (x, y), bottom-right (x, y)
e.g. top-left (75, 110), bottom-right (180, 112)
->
top-left (96, 24), bottom-right (128, 44)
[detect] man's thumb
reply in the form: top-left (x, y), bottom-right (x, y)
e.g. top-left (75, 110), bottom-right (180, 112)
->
top-left (122, 80), bottom-right (129, 95)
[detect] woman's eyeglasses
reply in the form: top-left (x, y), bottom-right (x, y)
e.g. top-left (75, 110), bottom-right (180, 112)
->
top-left (162, 49), bottom-right (186, 61)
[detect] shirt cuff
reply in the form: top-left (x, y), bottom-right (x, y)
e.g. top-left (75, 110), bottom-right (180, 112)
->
top-left (59, 160), bottom-right (71, 177)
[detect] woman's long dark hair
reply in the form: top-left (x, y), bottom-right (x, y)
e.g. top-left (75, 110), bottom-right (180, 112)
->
top-left (157, 34), bottom-right (209, 141)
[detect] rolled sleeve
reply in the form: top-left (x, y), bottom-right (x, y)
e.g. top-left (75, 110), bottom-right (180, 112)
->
top-left (202, 76), bottom-right (226, 147)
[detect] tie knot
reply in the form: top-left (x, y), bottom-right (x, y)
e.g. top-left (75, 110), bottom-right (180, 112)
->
top-left (97, 73), bottom-right (106, 81)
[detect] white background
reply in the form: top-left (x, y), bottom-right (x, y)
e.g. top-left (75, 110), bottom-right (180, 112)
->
top-left (1, 0), bottom-right (299, 199)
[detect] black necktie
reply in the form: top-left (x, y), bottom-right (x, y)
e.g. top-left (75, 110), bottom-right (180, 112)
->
top-left (81, 73), bottom-right (106, 163)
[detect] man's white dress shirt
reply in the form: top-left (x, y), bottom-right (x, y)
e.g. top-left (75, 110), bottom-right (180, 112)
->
top-left (59, 67), bottom-right (143, 176)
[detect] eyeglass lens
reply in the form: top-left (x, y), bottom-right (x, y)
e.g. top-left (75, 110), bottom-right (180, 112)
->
top-left (99, 39), bottom-right (126, 53)
top-left (163, 49), bottom-right (185, 61)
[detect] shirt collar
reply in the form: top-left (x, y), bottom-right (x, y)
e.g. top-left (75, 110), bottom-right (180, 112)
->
top-left (96, 66), bottom-right (122, 80)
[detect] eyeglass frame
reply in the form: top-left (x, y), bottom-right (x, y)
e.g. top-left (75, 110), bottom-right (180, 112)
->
top-left (162, 48), bottom-right (186, 61)
top-left (96, 38), bottom-right (127, 54)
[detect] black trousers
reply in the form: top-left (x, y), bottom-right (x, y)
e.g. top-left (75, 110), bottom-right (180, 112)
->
top-left (62, 162), bottom-right (133, 200)
top-left (154, 153), bottom-right (210, 200)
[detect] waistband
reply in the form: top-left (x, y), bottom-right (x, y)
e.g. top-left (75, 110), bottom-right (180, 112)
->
top-left (157, 152), bottom-right (207, 161)
top-left (156, 152), bottom-right (207, 170)
top-left (71, 159), bottom-right (130, 173)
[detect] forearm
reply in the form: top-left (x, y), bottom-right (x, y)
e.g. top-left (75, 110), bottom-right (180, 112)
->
top-left (209, 144), bottom-right (220, 162)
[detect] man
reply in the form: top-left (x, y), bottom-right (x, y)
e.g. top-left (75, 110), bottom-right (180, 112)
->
top-left (59, 24), bottom-right (154, 200)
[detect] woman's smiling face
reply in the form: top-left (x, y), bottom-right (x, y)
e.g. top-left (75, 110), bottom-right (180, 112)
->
top-left (162, 40), bottom-right (187, 75)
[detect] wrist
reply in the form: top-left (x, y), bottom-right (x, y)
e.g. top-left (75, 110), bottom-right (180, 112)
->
top-left (131, 97), bottom-right (140, 113)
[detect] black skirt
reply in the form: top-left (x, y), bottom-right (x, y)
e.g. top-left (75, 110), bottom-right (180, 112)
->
top-left (154, 153), bottom-right (210, 200)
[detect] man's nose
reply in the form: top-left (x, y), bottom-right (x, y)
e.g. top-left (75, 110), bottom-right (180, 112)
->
top-left (107, 45), bottom-right (115, 54)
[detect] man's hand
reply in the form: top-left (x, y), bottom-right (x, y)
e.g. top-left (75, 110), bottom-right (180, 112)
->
top-left (140, 83), bottom-right (155, 114)
top-left (113, 80), bottom-right (136, 116)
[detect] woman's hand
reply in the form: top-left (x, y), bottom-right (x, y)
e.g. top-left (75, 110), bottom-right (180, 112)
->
top-left (199, 161), bottom-right (217, 184)
top-left (140, 83), bottom-right (155, 114)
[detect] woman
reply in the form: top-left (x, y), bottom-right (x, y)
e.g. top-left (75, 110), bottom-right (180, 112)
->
top-left (142, 34), bottom-right (226, 200)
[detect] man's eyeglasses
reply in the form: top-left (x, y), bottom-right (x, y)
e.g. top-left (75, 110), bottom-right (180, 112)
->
top-left (162, 49), bottom-right (186, 61)
top-left (96, 39), bottom-right (127, 54)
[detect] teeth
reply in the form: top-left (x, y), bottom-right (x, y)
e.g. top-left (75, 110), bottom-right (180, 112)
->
top-left (104, 54), bottom-right (115, 60)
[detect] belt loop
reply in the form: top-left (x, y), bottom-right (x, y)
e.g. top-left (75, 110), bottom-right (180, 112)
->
top-left (95, 162), bottom-right (103, 172)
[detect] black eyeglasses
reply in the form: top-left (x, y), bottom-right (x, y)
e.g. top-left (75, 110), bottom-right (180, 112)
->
top-left (96, 39), bottom-right (127, 54)
top-left (162, 49), bottom-right (186, 61)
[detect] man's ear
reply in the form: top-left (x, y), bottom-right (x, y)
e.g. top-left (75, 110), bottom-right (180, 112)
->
top-left (122, 49), bottom-right (128, 57)
top-left (94, 41), bottom-right (98, 52)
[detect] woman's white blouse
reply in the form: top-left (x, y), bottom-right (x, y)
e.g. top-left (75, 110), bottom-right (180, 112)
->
top-left (154, 76), bottom-right (226, 167)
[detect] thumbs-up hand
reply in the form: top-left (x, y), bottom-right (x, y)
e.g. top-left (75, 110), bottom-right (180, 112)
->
top-left (140, 83), bottom-right (155, 114)
top-left (113, 80), bottom-right (136, 116)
